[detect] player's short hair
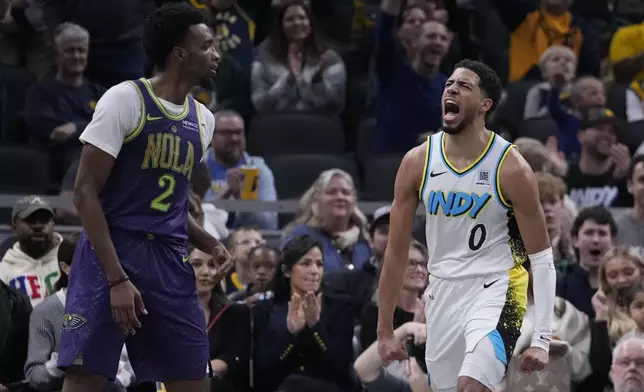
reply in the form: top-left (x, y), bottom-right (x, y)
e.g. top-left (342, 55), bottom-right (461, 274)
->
top-left (247, 243), bottom-right (280, 260)
top-left (535, 172), bottom-right (567, 202)
top-left (144, 2), bottom-right (208, 70)
top-left (227, 227), bottom-right (262, 250)
top-left (453, 59), bottom-right (502, 115)
top-left (571, 206), bottom-right (617, 237)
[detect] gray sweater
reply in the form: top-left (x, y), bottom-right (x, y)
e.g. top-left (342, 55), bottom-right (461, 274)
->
top-left (24, 291), bottom-right (65, 391)
top-left (250, 40), bottom-right (346, 115)
top-left (24, 290), bottom-right (133, 391)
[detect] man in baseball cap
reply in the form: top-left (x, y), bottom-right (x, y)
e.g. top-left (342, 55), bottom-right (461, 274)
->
top-left (0, 196), bottom-right (62, 306)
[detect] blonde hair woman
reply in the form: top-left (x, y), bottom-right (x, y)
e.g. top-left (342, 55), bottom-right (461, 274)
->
top-left (593, 246), bottom-right (644, 343)
top-left (282, 169), bottom-right (372, 271)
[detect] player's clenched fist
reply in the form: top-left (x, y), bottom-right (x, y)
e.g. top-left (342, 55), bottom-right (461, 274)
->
top-left (377, 333), bottom-right (408, 361)
top-left (519, 347), bottom-right (548, 373)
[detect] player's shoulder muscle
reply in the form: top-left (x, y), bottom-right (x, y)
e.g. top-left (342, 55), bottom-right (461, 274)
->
top-left (499, 146), bottom-right (538, 204)
top-left (395, 142), bottom-right (427, 199)
top-left (80, 81), bottom-right (143, 159)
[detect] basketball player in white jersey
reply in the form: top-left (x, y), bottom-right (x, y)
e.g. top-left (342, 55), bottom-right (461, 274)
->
top-left (376, 59), bottom-right (556, 392)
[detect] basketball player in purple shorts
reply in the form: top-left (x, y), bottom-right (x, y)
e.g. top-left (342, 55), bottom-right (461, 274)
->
top-left (56, 4), bottom-right (232, 391)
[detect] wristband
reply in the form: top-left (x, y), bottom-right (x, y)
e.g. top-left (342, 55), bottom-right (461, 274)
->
top-left (109, 275), bottom-right (130, 288)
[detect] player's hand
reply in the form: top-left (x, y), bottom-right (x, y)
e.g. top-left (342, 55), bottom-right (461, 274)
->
top-left (405, 322), bottom-right (427, 346)
top-left (519, 346), bottom-right (548, 373)
top-left (286, 293), bottom-right (306, 334)
top-left (302, 291), bottom-right (322, 327)
top-left (378, 332), bottom-right (408, 362)
top-left (211, 243), bottom-right (234, 285)
top-left (110, 280), bottom-right (147, 335)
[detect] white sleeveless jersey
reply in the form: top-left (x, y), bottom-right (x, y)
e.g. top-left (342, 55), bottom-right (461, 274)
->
top-left (419, 131), bottom-right (529, 279)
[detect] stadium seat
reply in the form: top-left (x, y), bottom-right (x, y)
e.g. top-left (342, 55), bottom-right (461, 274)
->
top-left (248, 112), bottom-right (345, 156)
top-left (265, 154), bottom-right (359, 199)
top-left (0, 146), bottom-right (50, 194)
top-left (0, 64), bottom-right (36, 143)
top-left (363, 155), bottom-right (403, 201)
top-left (517, 116), bottom-right (559, 144)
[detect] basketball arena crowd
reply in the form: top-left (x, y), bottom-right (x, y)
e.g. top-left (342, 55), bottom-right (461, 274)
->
top-left (1, 0), bottom-right (644, 391)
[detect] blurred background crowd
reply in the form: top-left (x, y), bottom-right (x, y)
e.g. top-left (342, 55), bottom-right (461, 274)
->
top-left (1, 0), bottom-right (644, 391)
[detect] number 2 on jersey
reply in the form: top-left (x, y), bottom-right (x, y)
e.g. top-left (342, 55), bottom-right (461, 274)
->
top-left (468, 223), bottom-right (487, 251)
top-left (151, 174), bottom-right (176, 212)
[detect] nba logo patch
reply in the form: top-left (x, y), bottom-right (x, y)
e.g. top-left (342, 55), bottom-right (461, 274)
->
top-left (476, 170), bottom-right (490, 186)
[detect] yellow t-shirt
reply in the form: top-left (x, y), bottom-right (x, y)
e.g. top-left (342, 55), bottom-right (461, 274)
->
top-left (609, 23), bottom-right (644, 99)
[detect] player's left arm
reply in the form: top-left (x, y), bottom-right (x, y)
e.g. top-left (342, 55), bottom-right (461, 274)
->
top-left (188, 105), bottom-right (233, 265)
top-left (500, 148), bottom-right (556, 352)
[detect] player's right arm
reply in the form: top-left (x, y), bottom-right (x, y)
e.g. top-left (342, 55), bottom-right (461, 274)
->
top-left (74, 82), bottom-right (146, 334)
top-left (376, 143), bottom-right (426, 353)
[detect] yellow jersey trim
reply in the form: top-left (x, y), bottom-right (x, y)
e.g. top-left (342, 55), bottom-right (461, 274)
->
top-left (418, 135), bottom-right (431, 200)
top-left (440, 131), bottom-right (496, 175)
top-left (140, 78), bottom-right (190, 121)
top-left (124, 81), bottom-right (146, 143)
top-left (508, 265), bottom-right (529, 314)
top-left (495, 144), bottom-right (516, 209)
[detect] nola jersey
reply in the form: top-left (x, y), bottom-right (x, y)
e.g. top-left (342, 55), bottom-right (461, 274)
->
top-left (419, 131), bottom-right (529, 280)
top-left (98, 78), bottom-right (208, 240)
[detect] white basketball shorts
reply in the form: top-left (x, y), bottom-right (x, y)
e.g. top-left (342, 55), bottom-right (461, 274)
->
top-left (423, 267), bottom-right (528, 391)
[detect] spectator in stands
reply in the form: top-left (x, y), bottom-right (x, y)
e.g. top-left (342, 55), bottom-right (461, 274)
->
top-left (0, 0), bottom-right (51, 78)
top-left (283, 169), bottom-right (371, 272)
top-left (609, 335), bottom-right (644, 392)
top-left (0, 279), bottom-right (31, 390)
top-left (524, 46), bottom-right (581, 158)
top-left (230, 243), bottom-right (279, 304)
top-left (593, 246), bottom-right (644, 348)
top-left (354, 321), bottom-right (431, 392)
top-left (609, 21), bottom-right (644, 106)
top-left (39, 0), bottom-right (145, 87)
top-left (503, 266), bottom-right (592, 392)
top-left (204, 110), bottom-right (278, 230)
top-left (360, 240), bottom-right (428, 350)
top-left (490, 0), bottom-right (600, 83)
top-left (616, 155), bottom-right (644, 247)
top-left (253, 235), bottom-right (355, 392)
top-left (250, 0), bottom-right (346, 115)
top-left (0, 196), bottom-right (62, 307)
top-left (626, 283), bottom-right (644, 335)
top-left (566, 107), bottom-right (633, 208)
top-left (323, 204), bottom-right (391, 322)
top-left (221, 227), bottom-right (265, 296)
top-left (535, 172), bottom-right (575, 275)
top-left (372, 0), bottom-right (450, 154)
top-left (557, 206), bottom-right (617, 318)
top-left (24, 22), bottom-right (106, 184)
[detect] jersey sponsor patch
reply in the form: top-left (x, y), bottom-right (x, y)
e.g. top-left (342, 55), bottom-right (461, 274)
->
top-left (475, 169), bottom-right (491, 186)
top-left (62, 313), bottom-right (87, 331)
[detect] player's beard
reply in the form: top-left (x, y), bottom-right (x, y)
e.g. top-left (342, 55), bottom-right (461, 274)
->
top-left (442, 111), bottom-right (472, 135)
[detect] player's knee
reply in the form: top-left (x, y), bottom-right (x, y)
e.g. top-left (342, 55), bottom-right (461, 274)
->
top-left (457, 375), bottom-right (491, 392)
top-left (62, 366), bottom-right (107, 392)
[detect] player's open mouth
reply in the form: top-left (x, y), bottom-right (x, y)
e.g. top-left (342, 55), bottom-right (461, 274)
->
top-left (443, 99), bottom-right (460, 124)
top-left (589, 249), bottom-right (602, 257)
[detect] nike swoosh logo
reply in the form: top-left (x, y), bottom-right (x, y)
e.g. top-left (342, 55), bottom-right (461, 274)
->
top-left (429, 171), bottom-right (446, 177)
top-left (182, 255), bottom-right (190, 262)
top-left (483, 278), bottom-right (500, 289)
top-left (146, 114), bottom-right (163, 121)
top-left (540, 335), bottom-right (552, 342)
